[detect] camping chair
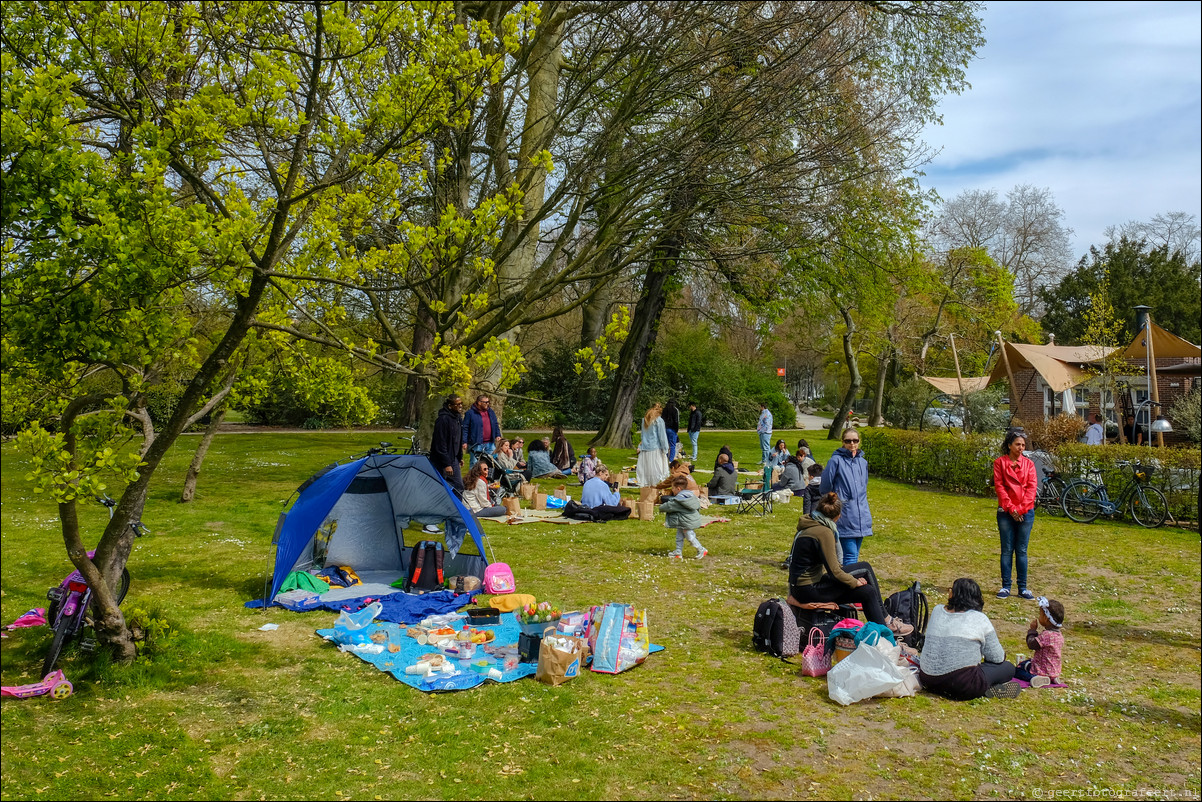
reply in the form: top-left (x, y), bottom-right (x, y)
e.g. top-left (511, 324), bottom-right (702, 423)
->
top-left (736, 465), bottom-right (773, 515)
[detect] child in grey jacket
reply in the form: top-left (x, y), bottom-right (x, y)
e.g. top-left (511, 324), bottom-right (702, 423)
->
top-left (659, 475), bottom-right (708, 559)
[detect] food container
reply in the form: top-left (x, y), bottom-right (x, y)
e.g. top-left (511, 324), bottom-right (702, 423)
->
top-left (466, 607), bottom-right (500, 625)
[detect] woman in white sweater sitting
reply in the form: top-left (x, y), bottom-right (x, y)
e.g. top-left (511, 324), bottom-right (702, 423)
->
top-left (462, 461), bottom-right (507, 518)
top-left (918, 577), bottom-right (1018, 699)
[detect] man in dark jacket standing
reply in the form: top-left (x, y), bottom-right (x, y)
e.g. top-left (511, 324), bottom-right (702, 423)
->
top-left (430, 394), bottom-right (465, 491)
top-left (662, 399), bottom-right (681, 462)
top-left (462, 394), bottom-right (501, 469)
top-left (686, 402), bottom-right (703, 462)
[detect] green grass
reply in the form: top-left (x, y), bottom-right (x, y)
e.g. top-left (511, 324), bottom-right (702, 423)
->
top-left (2, 430), bottom-right (1199, 800)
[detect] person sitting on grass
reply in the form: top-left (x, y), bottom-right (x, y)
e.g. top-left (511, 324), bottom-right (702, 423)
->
top-left (787, 492), bottom-right (908, 635)
top-left (771, 451), bottom-right (807, 495)
top-left (523, 438), bottom-right (563, 480)
top-left (1016, 597), bottom-right (1065, 688)
top-left (660, 474), bottom-right (707, 560)
top-left (657, 458), bottom-right (700, 494)
top-left (802, 463), bottom-right (823, 515)
top-left (706, 452), bottom-right (739, 497)
top-left (462, 461), bottom-right (507, 518)
top-left (578, 446), bottom-right (600, 484)
top-left (918, 577), bottom-right (1019, 700)
top-left (579, 465), bottom-right (632, 520)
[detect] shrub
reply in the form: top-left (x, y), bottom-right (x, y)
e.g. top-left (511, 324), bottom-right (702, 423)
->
top-left (1022, 413), bottom-right (1085, 451)
top-left (861, 428), bottom-right (999, 495)
top-left (1170, 387), bottom-right (1201, 444)
top-left (885, 377), bottom-right (938, 430)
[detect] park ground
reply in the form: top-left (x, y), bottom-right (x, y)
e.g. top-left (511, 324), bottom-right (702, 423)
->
top-left (0, 430), bottom-right (1199, 801)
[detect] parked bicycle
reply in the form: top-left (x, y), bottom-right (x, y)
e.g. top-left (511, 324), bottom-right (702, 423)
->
top-left (1028, 450), bottom-right (1068, 517)
top-left (398, 426), bottom-right (426, 456)
top-left (43, 496), bottom-right (145, 675)
top-left (1061, 461), bottom-right (1169, 528)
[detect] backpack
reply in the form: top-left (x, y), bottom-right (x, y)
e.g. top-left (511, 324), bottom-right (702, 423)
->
top-left (752, 598), bottom-right (801, 658)
top-left (404, 541), bottom-right (444, 594)
top-left (483, 562), bottom-right (516, 594)
top-left (884, 581), bottom-right (930, 649)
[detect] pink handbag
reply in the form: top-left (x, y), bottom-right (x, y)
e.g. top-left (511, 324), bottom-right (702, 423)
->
top-left (800, 629), bottom-right (832, 677)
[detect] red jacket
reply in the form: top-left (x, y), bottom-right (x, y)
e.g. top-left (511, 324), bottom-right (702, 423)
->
top-left (993, 455), bottom-right (1037, 516)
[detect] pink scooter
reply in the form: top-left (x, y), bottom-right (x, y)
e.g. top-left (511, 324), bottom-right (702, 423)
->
top-left (1, 670), bottom-right (73, 700)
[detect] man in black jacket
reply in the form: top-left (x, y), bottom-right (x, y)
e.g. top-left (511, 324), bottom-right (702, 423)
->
top-left (663, 399), bottom-right (681, 462)
top-left (686, 402), bottom-right (703, 462)
top-left (430, 394), bottom-right (465, 491)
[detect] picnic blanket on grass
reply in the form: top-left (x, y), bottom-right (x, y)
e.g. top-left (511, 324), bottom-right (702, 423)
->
top-left (481, 510), bottom-right (730, 527)
top-left (316, 611), bottom-right (665, 693)
top-left (250, 588), bottom-right (473, 623)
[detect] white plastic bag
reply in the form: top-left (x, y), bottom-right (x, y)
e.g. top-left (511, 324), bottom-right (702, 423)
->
top-left (826, 640), bottom-right (911, 705)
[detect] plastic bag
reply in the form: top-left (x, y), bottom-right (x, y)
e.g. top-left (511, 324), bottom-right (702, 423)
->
top-left (589, 603), bottom-right (649, 674)
top-left (826, 640), bottom-right (911, 705)
top-left (331, 602), bottom-right (382, 646)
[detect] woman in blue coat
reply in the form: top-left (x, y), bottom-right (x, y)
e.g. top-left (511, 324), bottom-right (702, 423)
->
top-left (818, 427), bottom-right (871, 565)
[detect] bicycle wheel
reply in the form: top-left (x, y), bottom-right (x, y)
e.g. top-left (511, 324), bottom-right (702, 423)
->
top-left (115, 568), bottom-right (131, 605)
top-left (1129, 486), bottom-right (1168, 528)
top-left (1062, 480), bottom-right (1102, 523)
top-left (42, 608), bottom-right (78, 677)
top-left (1041, 476), bottom-right (1067, 516)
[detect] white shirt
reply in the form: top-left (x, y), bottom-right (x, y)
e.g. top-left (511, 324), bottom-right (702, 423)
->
top-left (1085, 422), bottom-right (1104, 445)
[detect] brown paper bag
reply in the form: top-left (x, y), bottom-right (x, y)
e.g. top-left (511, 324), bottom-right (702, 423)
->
top-left (554, 484), bottom-right (567, 500)
top-left (638, 486), bottom-right (658, 503)
top-left (535, 631), bottom-right (588, 686)
top-left (614, 472), bottom-right (629, 487)
top-left (502, 496), bottom-right (521, 515)
top-left (771, 467), bottom-right (782, 485)
top-left (519, 482), bottom-right (536, 501)
top-left (622, 499), bottom-right (637, 512)
top-left (533, 493), bottom-right (548, 510)
top-left (698, 485), bottom-right (709, 499)
top-left (636, 501), bottom-right (656, 521)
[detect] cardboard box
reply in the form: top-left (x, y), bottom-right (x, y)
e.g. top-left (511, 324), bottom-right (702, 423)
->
top-left (533, 492), bottom-right (548, 510)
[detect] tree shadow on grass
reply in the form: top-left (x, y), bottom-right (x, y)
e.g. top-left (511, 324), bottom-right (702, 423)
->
top-left (1079, 621), bottom-right (1201, 650)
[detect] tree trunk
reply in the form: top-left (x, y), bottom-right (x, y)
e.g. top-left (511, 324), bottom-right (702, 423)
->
top-left (400, 305), bottom-right (436, 427)
top-left (869, 349), bottom-right (889, 426)
top-left (180, 407), bottom-right (226, 503)
top-left (827, 308), bottom-right (862, 439)
top-left (591, 240), bottom-right (680, 448)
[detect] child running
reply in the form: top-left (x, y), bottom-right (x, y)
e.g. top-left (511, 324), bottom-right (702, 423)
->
top-left (1017, 596), bottom-right (1065, 687)
top-left (659, 474), bottom-right (707, 560)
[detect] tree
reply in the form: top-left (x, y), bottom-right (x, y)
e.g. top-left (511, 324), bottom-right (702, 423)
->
top-left (1106, 211), bottom-right (1201, 264)
top-left (930, 185), bottom-right (1074, 317)
top-left (1039, 237), bottom-right (1202, 346)
top-left (2, 1), bottom-right (522, 659)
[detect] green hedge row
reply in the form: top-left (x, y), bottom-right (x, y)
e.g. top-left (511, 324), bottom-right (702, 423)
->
top-left (861, 429), bottom-right (1200, 523)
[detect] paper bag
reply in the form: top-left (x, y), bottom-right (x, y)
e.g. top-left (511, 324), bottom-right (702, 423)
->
top-left (622, 499), bottom-right (637, 512)
top-left (533, 493), bottom-right (548, 510)
top-left (771, 467), bottom-right (782, 485)
top-left (636, 501), bottom-right (656, 521)
top-left (502, 496), bottom-right (521, 515)
top-left (614, 471), bottom-right (629, 487)
top-left (519, 482), bottom-right (536, 501)
top-left (638, 486), bottom-right (658, 502)
top-left (698, 485), bottom-right (709, 498)
top-left (535, 630), bottom-right (587, 686)
top-left (554, 484), bottom-right (567, 500)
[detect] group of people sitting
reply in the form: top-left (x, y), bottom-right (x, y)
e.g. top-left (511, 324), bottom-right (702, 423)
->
top-left (788, 491), bottom-right (1065, 700)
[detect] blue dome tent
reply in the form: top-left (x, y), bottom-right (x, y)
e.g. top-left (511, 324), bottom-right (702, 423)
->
top-left (263, 453), bottom-right (489, 604)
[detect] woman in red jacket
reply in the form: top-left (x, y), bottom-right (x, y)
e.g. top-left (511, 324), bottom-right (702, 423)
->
top-left (993, 428), bottom-right (1039, 600)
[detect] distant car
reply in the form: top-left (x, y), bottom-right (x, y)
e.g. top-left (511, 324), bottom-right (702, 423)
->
top-left (923, 408), bottom-right (963, 430)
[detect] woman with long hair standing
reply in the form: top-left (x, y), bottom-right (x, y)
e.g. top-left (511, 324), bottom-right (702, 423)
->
top-left (637, 403), bottom-right (670, 487)
top-left (993, 428), bottom-right (1038, 600)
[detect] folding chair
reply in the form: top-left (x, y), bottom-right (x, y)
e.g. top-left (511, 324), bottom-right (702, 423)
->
top-left (736, 465), bottom-right (773, 515)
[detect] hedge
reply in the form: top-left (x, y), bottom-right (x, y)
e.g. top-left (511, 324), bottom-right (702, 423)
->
top-left (860, 429), bottom-right (1200, 524)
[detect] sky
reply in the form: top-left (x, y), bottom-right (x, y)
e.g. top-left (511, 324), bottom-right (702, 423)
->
top-left (918, 1), bottom-right (1202, 261)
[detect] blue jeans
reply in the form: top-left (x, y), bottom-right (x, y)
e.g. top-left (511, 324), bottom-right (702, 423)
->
top-left (759, 432), bottom-right (771, 463)
top-left (666, 430), bottom-right (679, 462)
top-left (997, 509), bottom-right (1034, 590)
top-left (840, 536), bottom-right (863, 565)
top-left (689, 431), bottom-right (699, 460)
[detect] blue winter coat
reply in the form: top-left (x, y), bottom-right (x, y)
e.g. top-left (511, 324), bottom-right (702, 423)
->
top-left (818, 446), bottom-right (873, 539)
top-left (461, 405), bottom-right (501, 448)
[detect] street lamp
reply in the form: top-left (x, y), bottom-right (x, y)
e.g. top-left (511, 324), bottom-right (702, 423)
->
top-left (1135, 399), bottom-right (1173, 446)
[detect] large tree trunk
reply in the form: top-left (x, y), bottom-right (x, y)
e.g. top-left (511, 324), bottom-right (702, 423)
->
top-left (400, 305), bottom-right (437, 427)
top-left (827, 308), bottom-right (862, 439)
top-left (180, 407), bottom-right (226, 503)
top-left (869, 348), bottom-right (889, 426)
top-left (592, 238), bottom-right (680, 448)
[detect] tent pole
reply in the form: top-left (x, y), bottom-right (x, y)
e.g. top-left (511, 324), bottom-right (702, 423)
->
top-left (950, 333), bottom-right (967, 432)
top-left (996, 331), bottom-right (1019, 423)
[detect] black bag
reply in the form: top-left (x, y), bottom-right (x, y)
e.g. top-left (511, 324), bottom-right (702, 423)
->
top-left (562, 499), bottom-right (600, 521)
top-left (884, 580), bottom-right (930, 649)
top-left (405, 540), bottom-right (444, 594)
top-left (752, 598), bottom-right (801, 658)
top-left (793, 606), bottom-right (843, 645)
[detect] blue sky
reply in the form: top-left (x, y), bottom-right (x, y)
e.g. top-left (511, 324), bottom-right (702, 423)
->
top-left (918, 1), bottom-right (1202, 260)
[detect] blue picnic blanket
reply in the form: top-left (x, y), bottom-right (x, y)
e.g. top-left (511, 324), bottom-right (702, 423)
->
top-left (249, 589), bottom-right (473, 623)
top-left (316, 612), bottom-right (666, 693)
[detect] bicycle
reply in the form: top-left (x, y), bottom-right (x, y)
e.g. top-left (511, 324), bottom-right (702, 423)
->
top-left (1028, 451), bottom-right (1068, 517)
top-left (1061, 461), bottom-right (1169, 528)
top-left (398, 426), bottom-right (426, 456)
top-left (43, 496), bottom-right (146, 675)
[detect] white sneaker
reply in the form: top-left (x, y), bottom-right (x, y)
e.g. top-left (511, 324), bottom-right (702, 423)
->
top-left (694, 549), bottom-right (708, 559)
top-left (668, 550), bottom-right (682, 560)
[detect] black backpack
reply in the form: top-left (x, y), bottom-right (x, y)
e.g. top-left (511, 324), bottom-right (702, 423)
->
top-left (752, 598), bottom-right (801, 658)
top-left (884, 581), bottom-right (930, 649)
top-left (405, 540), bottom-right (444, 594)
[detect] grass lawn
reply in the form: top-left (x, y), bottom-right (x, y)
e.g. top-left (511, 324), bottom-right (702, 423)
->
top-left (1, 429), bottom-right (1199, 801)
